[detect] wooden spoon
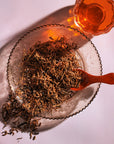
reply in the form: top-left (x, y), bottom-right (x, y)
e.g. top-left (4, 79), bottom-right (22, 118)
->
top-left (71, 69), bottom-right (114, 91)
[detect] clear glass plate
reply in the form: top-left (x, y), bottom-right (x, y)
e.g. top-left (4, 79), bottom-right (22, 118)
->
top-left (7, 24), bottom-right (102, 120)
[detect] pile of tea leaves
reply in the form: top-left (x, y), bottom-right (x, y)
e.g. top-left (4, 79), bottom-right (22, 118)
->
top-left (15, 37), bottom-right (82, 117)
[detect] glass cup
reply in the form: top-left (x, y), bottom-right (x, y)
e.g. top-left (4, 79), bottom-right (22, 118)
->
top-left (73, 0), bottom-right (114, 35)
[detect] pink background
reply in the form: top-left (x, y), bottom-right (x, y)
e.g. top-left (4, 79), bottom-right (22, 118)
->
top-left (0, 0), bottom-right (114, 144)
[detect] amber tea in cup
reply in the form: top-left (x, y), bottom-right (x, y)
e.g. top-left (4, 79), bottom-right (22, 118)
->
top-left (73, 0), bottom-right (114, 35)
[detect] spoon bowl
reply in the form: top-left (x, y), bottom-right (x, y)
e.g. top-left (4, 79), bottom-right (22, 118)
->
top-left (71, 69), bottom-right (114, 91)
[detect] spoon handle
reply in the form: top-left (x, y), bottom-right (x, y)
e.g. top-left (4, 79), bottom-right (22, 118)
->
top-left (90, 73), bottom-right (114, 84)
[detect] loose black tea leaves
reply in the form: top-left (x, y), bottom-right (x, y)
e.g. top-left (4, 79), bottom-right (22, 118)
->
top-left (15, 36), bottom-right (82, 117)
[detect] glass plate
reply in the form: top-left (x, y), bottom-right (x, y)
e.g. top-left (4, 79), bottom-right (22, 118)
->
top-left (7, 24), bottom-right (102, 120)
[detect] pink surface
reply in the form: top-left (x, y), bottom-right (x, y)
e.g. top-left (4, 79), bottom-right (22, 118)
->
top-left (0, 0), bottom-right (114, 144)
